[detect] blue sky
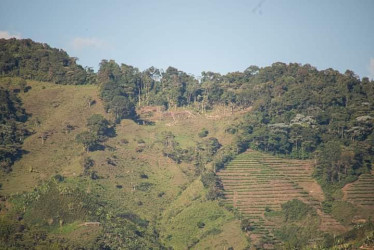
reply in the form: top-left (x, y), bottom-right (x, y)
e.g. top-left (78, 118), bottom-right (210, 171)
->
top-left (0, 0), bottom-right (373, 78)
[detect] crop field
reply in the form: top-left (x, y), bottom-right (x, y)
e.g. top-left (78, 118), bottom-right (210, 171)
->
top-left (217, 150), bottom-right (346, 246)
top-left (344, 173), bottom-right (374, 208)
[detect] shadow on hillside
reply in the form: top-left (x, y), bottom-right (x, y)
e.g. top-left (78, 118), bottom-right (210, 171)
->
top-left (134, 117), bottom-right (155, 126)
top-left (105, 127), bottom-right (117, 138)
top-left (2, 149), bottom-right (30, 173)
top-left (91, 144), bottom-right (106, 152)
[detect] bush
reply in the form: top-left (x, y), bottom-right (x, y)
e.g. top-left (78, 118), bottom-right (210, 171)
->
top-left (198, 128), bottom-right (209, 138)
top-left (140, 173), bottom-right (148, 179)
top-left (136, 182), bottom-right (153, 192)
top-left (205, 188), bottom-right (222, 200)
top-left (201, 172), bottom-right (216, 188)
top-left (201, 171), bottom-right (224, 200)
top-left (136, 145), bottom-right (145, 153)
top-left (137, 139), bottom-right (145, 144)
top-left (225, 127), bottom-right (237, 134)
top-left (331, 201), bottom-right (356, 226)
top-left (90, 171), bottom-right (99, 180)
top-left (281, 199), bottom-right (315, 222)
top-left (120, 138), bottom-right (129, 144)
top-left (53, 174), bottom-right (64, 182)
top-left (240, 219), bottom-right (254, 232)
top-left (82, 156), bottom-right (95, 174)
top-left (197, 221), bottom-right (205, 228)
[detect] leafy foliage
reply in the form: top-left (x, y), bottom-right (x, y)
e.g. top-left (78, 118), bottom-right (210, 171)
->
top-left (201, 171), bottom-right (224, 200)
top-left (75, 131), bottom-right (99, 152)
top-left (86, 114), bottom-right (113, 139)
top-left (0, 86), bottom-right (29, 172)
top-left (95, 60), bottom-right (374, 194)
top-left (98, 60), bottom-right (137, 122)
top-left (281, 199), bottom-right (316, 222)
top-left (275, 199), bottom-right (322, 249)
top-left (1, 180), bottom-right (163, 249)
top-left (0, 39), bottom-right (88, 84)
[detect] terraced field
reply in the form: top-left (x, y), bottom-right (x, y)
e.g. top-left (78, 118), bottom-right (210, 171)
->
top-left (344, 173), bottom-right (374, 207)
top-left (217, 150), bottom-right (346, 246)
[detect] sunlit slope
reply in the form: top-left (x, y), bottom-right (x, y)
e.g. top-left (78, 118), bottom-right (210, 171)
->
top-left (0, 80), bottom-right (107, 194)
top-left (159, 179), bottom-right (248, 249)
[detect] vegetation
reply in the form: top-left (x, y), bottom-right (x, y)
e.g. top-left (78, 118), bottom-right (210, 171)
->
top-left (0, 39), bottom-right (88, 85)
top-left (0, 39), bottom-right (373, 249)
top-left (94, 59), bottom-right (374, 197)
top-left (0, 179), bottom-right (163, 249)
top-left (0, 84), bottom-right (29, 172)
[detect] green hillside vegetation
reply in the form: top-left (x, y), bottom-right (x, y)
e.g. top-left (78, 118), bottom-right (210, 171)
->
top-left (0, 38), bottom-right (91, 85)
top-left (0, 78), bottom-right (29, 173)
top-left (0, 39), bottom-right (373, 249)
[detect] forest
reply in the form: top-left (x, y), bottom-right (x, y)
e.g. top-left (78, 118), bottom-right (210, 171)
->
top-left (0, 38), bottom-right (373, 249)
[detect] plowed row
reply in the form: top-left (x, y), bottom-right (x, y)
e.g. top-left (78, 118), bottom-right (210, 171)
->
top-left (344, 173), bottom-right (374, 207)
top-left (217, 150), bottom-right (345, 246)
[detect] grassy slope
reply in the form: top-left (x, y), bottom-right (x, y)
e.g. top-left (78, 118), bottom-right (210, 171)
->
top-left (159, 178), bottom-right (248, 249)
top-left (0, 80), bottom-right (107, 194)
top-left (0, 79), bottom-right (248, 249)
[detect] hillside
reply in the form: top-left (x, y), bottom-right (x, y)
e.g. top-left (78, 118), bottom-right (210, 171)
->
top-left (0, 39), bottom-right (373, 249)
top-left (0, 79), bottom-right (249, 249)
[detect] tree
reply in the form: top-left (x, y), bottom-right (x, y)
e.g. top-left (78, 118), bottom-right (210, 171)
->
top-left (109, 96), bottom-right (136, 123)
top-left (87, 114), bottom-right (110, 138)
top-left (76, 131), bottom-right (98, 152)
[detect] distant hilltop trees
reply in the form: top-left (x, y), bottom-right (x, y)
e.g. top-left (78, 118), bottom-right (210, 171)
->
top-left (0, 38), bottom-right (89, 85)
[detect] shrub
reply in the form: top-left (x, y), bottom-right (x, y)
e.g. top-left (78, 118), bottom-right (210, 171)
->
top-left (197, 221), bottom-right (205, 228)
top-left (136, 182), bottom-right (153, 192)
top-left (241, 219), bottom-right (254, 232)
top-left (53, 174), bottom-right (64, 182)
top-left (198, 128), bottom-right (209, 138)
top-left (120, 138), bottom-right (129, 144)
top-left (281, 199), bottom-right (315, 222)
top-left (136, 145), bottom-right (145, 153)
top-left (82, 156), bottom-right (95, 174)
top-left (331, 201), bottom-right (356, 226)
top-left (225, 127), bottom-right (237, 134)
top-left (140, 173), bottom-right (148, 179)
top-left (201, 171), bottom-right (216, 188)
top-left (90, 171), bottom-right (99, 180)
top-left (137, 139), bottom-right (145, 144)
